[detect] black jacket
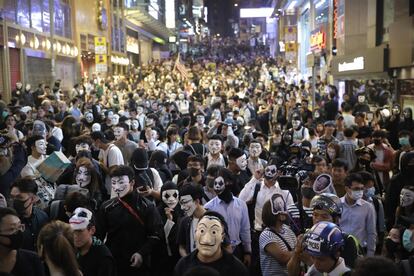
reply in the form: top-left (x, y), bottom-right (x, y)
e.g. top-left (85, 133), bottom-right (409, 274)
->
top-left (96, 191), bottom-right (163, 275)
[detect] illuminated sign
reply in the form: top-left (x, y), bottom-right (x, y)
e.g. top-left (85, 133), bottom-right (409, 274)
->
top-left (166, 0), bottom-right (175, 28)
top-left (338, 57), bottom-right (364, 72)
top-left (126, 36), bottom-right (139, 54)
top-left (240, 8), bottom-right (274, 18)
top-left (333, 0), bottom-right (338, 39)
top-left (94, 37), bottom-right (106, 54)
top-left (310, 30), bottom-right (326, 51)
top-left (169, 36), bottom-right (177, 43)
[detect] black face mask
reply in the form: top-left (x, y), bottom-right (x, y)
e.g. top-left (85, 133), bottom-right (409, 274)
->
top-left (359, 158), bottom-right (371, 167)
top-left (0, 230), bottom-right (24, 250)
top-left (188, 168), bottom-right (200, 178)
top-left (218, 188), bottom-right (233, 204)
top-left (301, 186), bottom-right (315, 199)
top-left (12, 198), bottom-right (31, 215)
top-left (206, 178), bottom-right (214, 188)
top-left (373, 139), bottom-right (382, 145)
top-left (384, 238), bottom-right (399, 254)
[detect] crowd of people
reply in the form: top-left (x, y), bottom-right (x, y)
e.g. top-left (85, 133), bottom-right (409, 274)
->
top-left (0, 38), bottom-right (413, 276)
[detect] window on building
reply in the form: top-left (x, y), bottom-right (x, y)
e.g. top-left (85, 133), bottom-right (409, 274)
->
top-left (314, 0), bottom-right (329, 27)
top-left (3, 0), bottom-right (17, 23)
top-left (17, 0), bottom-right (31, 28)
top-left (381, 0), bottom-right (394, 43)
top-left (31, 0), bottom-right (43, 32)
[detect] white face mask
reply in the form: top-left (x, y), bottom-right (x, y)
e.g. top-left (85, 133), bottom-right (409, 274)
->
top-left (26, 84), bottom-right (31, 91)
top-left (358, 95), bottom-right (365, 103)
top-left (111, 115), bottom-right (119, 126)
top-left (236, 154), bottom-right (247, 170)
top-left (400, 188), bottom-right (414, 207)
top-left (162, 189), bottom-right (179, 209)
top-left (35, 139), bottom-right (47, 155)
top-left (76, 166), bottom-right (91, 187)
top-left (92, 123), bottom-right (101, 132)
top-left (113, 127), bottom-right (124, 141)
top-left (85, 113), bottom-right (94, 123)
top-left (179, 94), bottom-right (185, 100)
top-left (75, 143), bottom-right (90, 154)
top-left (111, 175), bottom-right (132, 198)
top-left (249, 143), bottom-right (262, 158)
top-left (208, 140), bottom-right (222, 155)
top-left (213, 176), bottom-right (226, 195)
top-left (131, 120), bottom-right (139, 130)
top-left (180, 195), bottom-right (197, 217)
top-left (349, 190), bottom-right (364, 201)
top-left (197, 116), bottom-right (205, 125)
top-left (195, 216), bottom-right (224, 259)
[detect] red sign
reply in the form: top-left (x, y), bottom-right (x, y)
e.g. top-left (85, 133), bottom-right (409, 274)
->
top-left (310, 30), bottom-right (326, 51)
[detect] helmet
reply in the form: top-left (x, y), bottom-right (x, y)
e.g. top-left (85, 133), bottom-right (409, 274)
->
top-left (303, 221), bottom-right (344, 257)
top-left (310, 193), bottom-right (342, 218)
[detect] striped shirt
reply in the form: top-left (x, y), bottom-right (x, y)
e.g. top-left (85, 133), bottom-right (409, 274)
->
top-left (287, 203), bottom-right (313, 235)
top-left (259, 225), bottom-right (296, 276)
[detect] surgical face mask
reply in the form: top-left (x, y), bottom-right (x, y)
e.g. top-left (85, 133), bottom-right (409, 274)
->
top-left (92, 123), bottom-right (101, 132)
top-left (292, 120), bottom-right (301, 129)
top-left (399, 137), bottom-right (411, 147)
top-left (403, 229), bottom-right (414, 252)
top-left (400, 188), bottom-right (414, 207)
top-left (249, 143), bottom-right (262, 158)
top-left (213, 176), bottom-right (226, 195)
top-left (111, 175), bottom-right (132, 198)
top-left (208, 140), bottom-right (222, 155)
top-left (236, 155), bottom-right (247, 170)
top-left (85, 113), bottom-right (94, 123)
top-left (365, 187), bottom-right (376, 198)
top-left (180, 195), bottom-right (197, 216)
top-left (76, 166), bottom-right (91, 187)
top-left (76, 143), bottom-right (90, 154)
top-left (162, 189), bottom-right (179, 209)
top-left (35, 139), bottom-right (47, 155)
top-left (349, 190), bottom-right (363, 201)
top-left (113, 127), bottom-right (124, 141)
top-left (131, 120), bottom-right (139, 130)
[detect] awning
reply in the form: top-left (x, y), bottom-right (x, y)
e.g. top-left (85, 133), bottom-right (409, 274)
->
top-left (125, 7), bottom-right (174, 44)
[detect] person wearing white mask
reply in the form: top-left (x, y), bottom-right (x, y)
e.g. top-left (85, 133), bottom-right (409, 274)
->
top-left (206, 135), bottom-right (226, 169)
top-left (130, 119), bottom-right (141, 143)
top-left (177, 93), bottom-right (189, 115)
top-left (339, 173), bottom-right (377, 256)
top-left (21, 135), bottom-right (55, 209)
top-left (113, 122), bottom-right (138, 166)
top-left (247, 139), bottom-right (268, 175)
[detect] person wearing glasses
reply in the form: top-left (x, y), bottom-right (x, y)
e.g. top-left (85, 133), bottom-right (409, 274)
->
top-left (0, 207), bottom-right (45, 276)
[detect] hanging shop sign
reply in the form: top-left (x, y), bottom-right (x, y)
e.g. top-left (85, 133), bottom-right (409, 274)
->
top-left (94, 37), bottom-right (107, 55)
top-left (126, 36), bottom-right (139, 54)
top-left (338, 57), bottom-right (364, 72)
top-left (95, 54), bottom-right (107, 72)
top-left (310, 30), bottom-right (326, 52)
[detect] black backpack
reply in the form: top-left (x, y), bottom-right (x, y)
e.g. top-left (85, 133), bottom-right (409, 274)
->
top-left (49, 184), bottom-right (89, 220)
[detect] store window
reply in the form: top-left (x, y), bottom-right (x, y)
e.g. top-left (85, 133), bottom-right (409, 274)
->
top-left (314, 0), bottom-right (329, 28)
top-left (381, 0), bottom-right (394, 43)
top-left (17, 0), bottom-right (31, 28)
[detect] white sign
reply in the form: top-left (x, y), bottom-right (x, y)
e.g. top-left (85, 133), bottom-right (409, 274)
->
top-left (240, 8), bottom-right (274, 18)
top-left (166, 0), bottom-right (175, 28)
top-left (338, 57), bottom-right (364, 72)
top-left (96, 64), bottom-right (108, 72)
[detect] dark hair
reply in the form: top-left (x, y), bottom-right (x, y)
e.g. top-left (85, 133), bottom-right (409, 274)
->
top-left (11, 178), bottom-right (38, 194)
top-left (352, 256), bottom-right (400, 276)
top-left (209, 134), bottom-right (223, 142)
top-left (249, 139), bottom-right (262, 147)
top-left (372, 130), bottom-right (386, 138)
top-left (332, 158), bottom-right (349, 171)
top-left (187, 126), bottom-right (202, 141)
top-left (344, 173), bottom-right (364, 187)
top-left (26, 135), bottom-right (45, 149)
top-left (187, 155), bottom-right (205, 167)
top-left (312, 155), bottom-right (327, 164)
top-left (206, 165), bottom-right (221, 177)
top-left (228, 147), bottom-right (244, 160)
top-left (183, 266), bottom-right (220, 276)
top-left (343, 127), bottom-right (355, 138)
top-left (110, 165), bottom-right (135, 181)
top-left (358, 171), bottom-right (375, 185)
top-left (91, 131), bottom-right (108, 143)
top-left (37, 221), bottom-right (81, 276)
top-left (262, 200), bottom-right (278, 227)
top-left (179, 183), bottom-right (203, 201)
top-left (117, 122), bottom-right (129, 131)
top-left (72, 135), bottom-right (93, 146)
top-left (0, 207), bottom-right (18, 226)
top-left (64, 192), bottom-right (90, 213)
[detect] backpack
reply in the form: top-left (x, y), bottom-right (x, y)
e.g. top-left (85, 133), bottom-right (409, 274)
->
top-left (49, 185), bottom-right (89, 220)
top-left (246, 183), bottom-right (261, 229)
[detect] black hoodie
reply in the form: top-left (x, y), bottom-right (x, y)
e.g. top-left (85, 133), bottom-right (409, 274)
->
top-left (385, 152), bottom-right (414, 230)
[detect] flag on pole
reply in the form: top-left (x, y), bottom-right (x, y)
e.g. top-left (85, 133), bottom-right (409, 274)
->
top-left (174, 55), bottom-right (189, 79)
